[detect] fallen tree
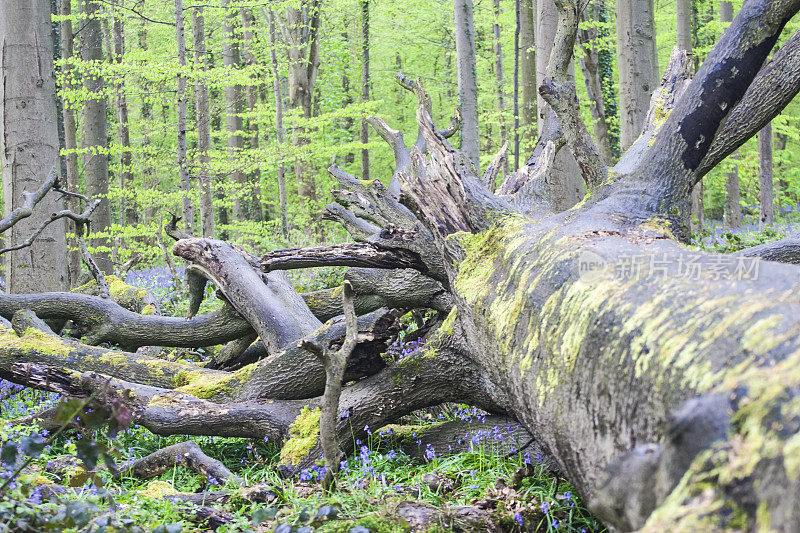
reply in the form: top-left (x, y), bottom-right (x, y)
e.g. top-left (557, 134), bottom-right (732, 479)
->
top-left (3, 0), bottom-right (800, 530)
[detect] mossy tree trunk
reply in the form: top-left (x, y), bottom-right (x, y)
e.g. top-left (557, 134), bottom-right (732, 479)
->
top-left (4, 1), bottom-right (800, 532)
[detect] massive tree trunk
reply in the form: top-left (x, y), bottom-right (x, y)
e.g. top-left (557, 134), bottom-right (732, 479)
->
top-left (616, 0), bottom-right (659, 152)
top-left (7, 1), bottom-right (800, 532)
top-left (193, 7), bottom-right (214, 238)
top-left (453, 0), bottom-right (480, 170)
top-left (0, 0), bottom-right (70, 292)
top-left (79, 0), bottom-right (112, 274)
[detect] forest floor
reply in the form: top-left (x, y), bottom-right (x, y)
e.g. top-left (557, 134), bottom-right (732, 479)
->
top-left (0, 211), bottom-right (793, 532)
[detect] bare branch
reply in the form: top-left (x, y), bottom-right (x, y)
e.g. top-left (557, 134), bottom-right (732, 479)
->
top-left (260, 243), bottom-right (427, 273)
top-left (0, 169), bottom-right (57, 233)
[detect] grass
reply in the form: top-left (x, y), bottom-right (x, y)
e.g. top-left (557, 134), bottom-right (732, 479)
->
top-left (0, 386), bottom-right (604, 532)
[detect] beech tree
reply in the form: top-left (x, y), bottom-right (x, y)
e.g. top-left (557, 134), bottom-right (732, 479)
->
top-left (5, 0), bottom-right (800, 531)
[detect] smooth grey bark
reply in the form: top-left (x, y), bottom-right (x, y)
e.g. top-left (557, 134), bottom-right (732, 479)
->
top-left (721, 2), bottom-right (741, 228)
top-left (578, 3), bottom-right (614, 164)
top-left (759, 122), bottom-right (774, 226)
top-left (680, 0), bottom-right (700, 231)
top-left (0, 0), bottom-right (70, 293)
top-left (282, 0), bottom-right (321, 203)
top-left (519, 0), bottom-right (536, 151)
top-left (361, 0), bottom-right (371, 181)
top-left (241, 7), bottom-right (262, 223)
top-left (616, 0), bottom-right (659, 151)
top-left (79, 0), bottom-right (112, 274)
top-left (536, 0), bottom-right (583, 210)
top-left (192, 7), bottom-right (214, 238)
top-left (453, 0), bottom-right (480, 170)
top-left (111, 0), bottom-right (137, 229)
top-left (175, 0), bottom-right (192, 233)
top-left (492, 0), bottom-right (509, 177)
top-left (222, 0), bottom-right (245, 227)
top-left (59, 0), bottom-right (82, 286)
top-left (267, 8), bottom-right (289, 239)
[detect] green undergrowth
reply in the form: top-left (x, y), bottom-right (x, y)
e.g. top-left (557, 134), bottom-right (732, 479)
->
top-left (0, 388), bottom-right (604, 532)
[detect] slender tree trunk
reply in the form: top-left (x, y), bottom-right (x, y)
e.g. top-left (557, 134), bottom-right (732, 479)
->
top-left (59, 0), bottom-right (82, 285)
top-left (110, 0), bottom-right (137, 228)
top-left (268, 9), bottom-right (289, 239)
top-left (759, 122), bottom-right (774, 227)
top-left (283, 1), bottom-right (321, 205)
top-left (513, 0), bottom-right (521, 169)
top-left (174, 0), bottom-right (192, 233)
top-left (677, 0), bottom-right (703, 231)
top-left (492, 0), bottom-right (509, 176)
top-left (453, 0), bottom-right (480, 170)
top-left (80, 0), bottom-right (112, 274)
top-left (578, 3), bottom-right (614, 164)
top-left (193, 7), bottom-right (214, 238)
top-left (241, 7), bottom-right (263, 223)
top-left (222, 0), bottom-right (244, 229)
top-left (0, 0), bottom-right (70, 292)
top-left (776, 132), bottom-right (791, 206)
top-left (720, 1), bottom-right (740, 228)
top-left (519, 0), bottom-right (536, 160)
top-left (616, 0), bottom-right (659, 151)
top-left (536, 0), bottom-right (583, 210)
top-left (361, 0), bottom-right (370, 181)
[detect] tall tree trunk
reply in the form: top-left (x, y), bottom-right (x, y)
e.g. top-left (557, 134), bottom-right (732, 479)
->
top-left (222, 0), bottom-right (244, 229)
top-left (0, 0), bottom-right (70, 292)
top-left (175, 0), bottom-right (192, 233)
top-left (59, 0), bottom-right (82, 285)
top-left (360, 0), bottom-right (370, 181)
top-left (283, 1), bottom-right (321, 205)
top-left (492, 0), bottom-right (509, 177)
top-left (241, 7), bottom-right (263, 223)
top-left (775, 131), bottom-right (791, 206)
top-left (519, 0), bottom-right (536, 161)
top-left (578, 2), bottom-right (614, 165)
top-left (193, 7), bottom-right (214, 238)
top-left (268, 8), bottom-right (289, 239)
top-left (111, 0), bottom-right (137, 228)
top-left (514, 0), bottom-right (521, 169)
top-left (80, 0), bottom-right (112, 274)
top-left (759, 122), bottom-right (774, 227)
top-left (616, 0), bottom-right (659, 151)
top-left (677, 0), bottom-right (704, 231)
top-left (536, 0), bottom-right (583, 210)
top-left (453, 0), bottom-right (480, 170)
top-left (720, 1), bottom-right (740, 228)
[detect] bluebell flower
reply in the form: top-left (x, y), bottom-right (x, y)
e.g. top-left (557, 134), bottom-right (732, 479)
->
top-left (513, 512), bottom-right (524, 526)
top-left (540, 502), bottom-right (549, 514)
top-left (299, 470), bottom-right (312, 482)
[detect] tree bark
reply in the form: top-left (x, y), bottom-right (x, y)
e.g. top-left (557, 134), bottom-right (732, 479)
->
top-left (192, 7), bottom-right (214, 238)
top-left (721, 2), bottom-right (741, 229)
top-left (536, 0), bottom-right (584, 210)
top-left (578, 2), bottom-right (614, 165)
top-left (492, 0), bottom-right (509, 178)
top-left (111, 1), bottom-right (137, 229)
top-left (241, 7), bottom-right (263, 223)
top-left (79, 0), bottom-right (112, 274)
top-left (0, 0), bottom-right (70, 292)
top-left (759, 122), bottom-right (774, 226)
top-left (519, 0), bottom-right (536, 158)
top-left (175, 0), bottom-right (192, 233)
top-left (222, 0), bottom-right (244, 228)
top-left (453, 0), bottom-right (480, 170)
top-left (361, 0), bottom-right (371, 181)
top-left (616, 0), bottom-right (659, 151)
top-left (58, 0), bottom-right (82, 286)
top-left (267, 8), bottom-right (289, 239)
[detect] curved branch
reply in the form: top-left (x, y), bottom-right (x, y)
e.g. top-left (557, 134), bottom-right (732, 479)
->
top-left (736, 231), bottom-right (800, 264)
